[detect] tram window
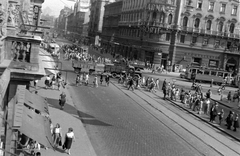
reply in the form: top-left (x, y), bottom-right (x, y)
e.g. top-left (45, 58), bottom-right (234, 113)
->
top-left (197, 69), bottom-right (203, 74)
top-left (192, 69), bottom-right (197, 74)
top-left (224, 73), bottom-right (228, 78)
top-left (211, 71), bottom-right (217, 76)
top-left (204, 70), bottom-right (210, 75)
top-left (217, 72), bottom-right (223, 77)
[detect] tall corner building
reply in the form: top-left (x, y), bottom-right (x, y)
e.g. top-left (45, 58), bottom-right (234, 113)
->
top-left (88, 0), bottom-right (119, 46)
top-left (104, 0), bottom-right (240, 73)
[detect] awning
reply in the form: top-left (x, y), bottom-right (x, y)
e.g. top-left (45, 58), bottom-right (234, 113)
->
top-left (45, 68), bottom-right (57, 76)
top-left (24, 90), bottom-right (49, 114)
top-left (18, 106), bottom-right (53, 148)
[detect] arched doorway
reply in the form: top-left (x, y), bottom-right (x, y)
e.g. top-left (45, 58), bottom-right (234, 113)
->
top-left (226, 57), bottom-right (237, 74)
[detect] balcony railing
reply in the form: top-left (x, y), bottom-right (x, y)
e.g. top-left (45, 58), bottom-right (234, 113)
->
top-left (179, 26), bottom-right (240, 39)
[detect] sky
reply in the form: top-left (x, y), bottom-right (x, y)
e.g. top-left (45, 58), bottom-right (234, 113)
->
top-left (42, 0), bottom-right (75, 17)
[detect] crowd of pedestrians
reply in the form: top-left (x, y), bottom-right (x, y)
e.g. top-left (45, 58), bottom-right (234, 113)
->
top-left (62, 44), bottom-right (111, 64)
top-left (122, 75), bottom-right (240, 132)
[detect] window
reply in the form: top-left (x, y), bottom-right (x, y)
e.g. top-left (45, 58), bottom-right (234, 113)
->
top-left (206, 20), bottom-right (212, 30)
top-left (166, 33), bottom-right (171, 41)
top-left (215, 40), bottom-right (220, 48)
top-left (204, 70), bottom-right (210, 75)
top-left (211, 71), bottom-right (217, 76)
top-left (218, 22), bottom-right (223, 32)
top-left (217, 72), bottom-right (223, 77)
top-left (152, 12), bottom-right (157, 21)
top-left (183, 16), bottom-right (188, 27)
top-left (180, 35), bottom-right (185, 43)
top-left (208, 2), bottom-right (214, 11)
top-left (220, 3), bottom-right (226, 13)
top-left (194, 18), bottom-right (200, 28)
top-left (229, 23), bottom-right (235, 33)
top-left (203, 38), bottom-right (208, 45)
top-left (168, 14), bottom-right (173, 24)
top-left (192, 57), bottom-right (202, 65)
top-left (232, 5), bottom-right (238, 15)
top-left (192, 36), bottom-right (197, 43)
top-left (197, 0), bottom-right (202, 9)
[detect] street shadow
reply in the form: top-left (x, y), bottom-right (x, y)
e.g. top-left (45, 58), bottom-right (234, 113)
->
top-left (53, 147), bottom-right (65, 153)
top-left (47, 98), bottom-right (112, 127)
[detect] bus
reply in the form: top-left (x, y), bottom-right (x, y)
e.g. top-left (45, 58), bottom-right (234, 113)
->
top-left (185, 66), bottom-right (233, 85)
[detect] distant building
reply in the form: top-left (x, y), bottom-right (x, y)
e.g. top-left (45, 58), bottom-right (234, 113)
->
top-left (56, 6), bottom-right (73, 37)
top-left (101, 1), bottom-right (123, 53)
top-left (88, 0), bottom-right (120, 46)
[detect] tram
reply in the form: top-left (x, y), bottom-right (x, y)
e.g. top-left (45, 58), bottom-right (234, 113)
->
top-left (185, 66), bottom-right (233, 85)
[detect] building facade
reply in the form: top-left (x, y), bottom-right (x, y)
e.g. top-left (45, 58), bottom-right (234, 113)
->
top-left (111, 0), bottom-right (240, 73)
top-left (101, 1), bottom-right (123, 54)
top-left (66, 11), bottom-right (86, 41)
top-left (113, 0), bottom-right (176, 68)
top-left (172, 0), bottom-right (240, 74)
top-left (0, 0), bottom-right (52, 155)
top-left (56, 6), bottom-right (73, 37)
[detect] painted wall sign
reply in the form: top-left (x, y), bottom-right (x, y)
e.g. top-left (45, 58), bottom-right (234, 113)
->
top-left (146, 2), bottom-right (175, 12)
top-left (140, 25), bottom-right (169, 34)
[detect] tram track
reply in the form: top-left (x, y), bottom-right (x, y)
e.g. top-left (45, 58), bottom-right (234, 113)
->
top-left (111, 81), bottom-right (240, 156)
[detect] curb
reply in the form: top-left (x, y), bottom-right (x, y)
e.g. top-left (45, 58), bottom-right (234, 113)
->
top-left (166, 99), bottom-right (240, 143)
top-left (210, 98), bottom-right (232, 109)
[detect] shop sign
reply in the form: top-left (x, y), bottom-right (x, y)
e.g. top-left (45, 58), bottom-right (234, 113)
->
top-left (140, 25), bottom-right (170, 34)
top-left (209, 60), bottom-right (218, 67)
top-left (146, 2), bottom-right (175, 12)
top-left (142, 46), bottom-right (163, 52)
top-left (185, 53), bottom-right (220, 60)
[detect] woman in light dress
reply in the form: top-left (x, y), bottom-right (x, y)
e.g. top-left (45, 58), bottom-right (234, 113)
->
top-left (63, 128), bottom-right (75, 155)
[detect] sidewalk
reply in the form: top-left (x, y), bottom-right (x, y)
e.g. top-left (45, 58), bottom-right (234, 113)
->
top-left (34, 49), bottom-right (97, 156)
top-left (29, 78), bottom-right (96, 156)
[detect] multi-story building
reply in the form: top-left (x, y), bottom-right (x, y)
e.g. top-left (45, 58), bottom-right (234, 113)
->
top-left (172, 0), bottom-right (240, 73)
top-left (56, 6), bottom-right (73, 37)
top-left (66, 11), bottom-right (86, 41)
top-left (101, 0), bottom-right (123, 54)
top-left (0, 0), bottom-right (53, 155)
top-left (115, 0), bottom-right (240, 73)
top-left (115, 0), bottom-right (176, 68)
top-left (56, 0), bottom-right (90, 42)
top-left (88, 0), bottom-right (119, 46)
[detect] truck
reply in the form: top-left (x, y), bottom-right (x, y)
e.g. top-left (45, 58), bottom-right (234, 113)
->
top-left (128, 60), bottom-right (145, 71)
top-left (72, 60), bottom-right (142, 80)
top-left (72, 60), bottom-right (104, 74)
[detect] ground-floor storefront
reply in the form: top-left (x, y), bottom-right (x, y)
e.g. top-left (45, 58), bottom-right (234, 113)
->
top-left (98, 35), bottom-right (240, 74)
top-left (174, 45), bottom-right (240, 75)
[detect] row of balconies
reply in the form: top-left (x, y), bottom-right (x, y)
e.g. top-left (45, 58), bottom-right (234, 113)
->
top-left (180, 26), bottom-right (240, 39)
top-left (118, 21), bottom-right (240, 39)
